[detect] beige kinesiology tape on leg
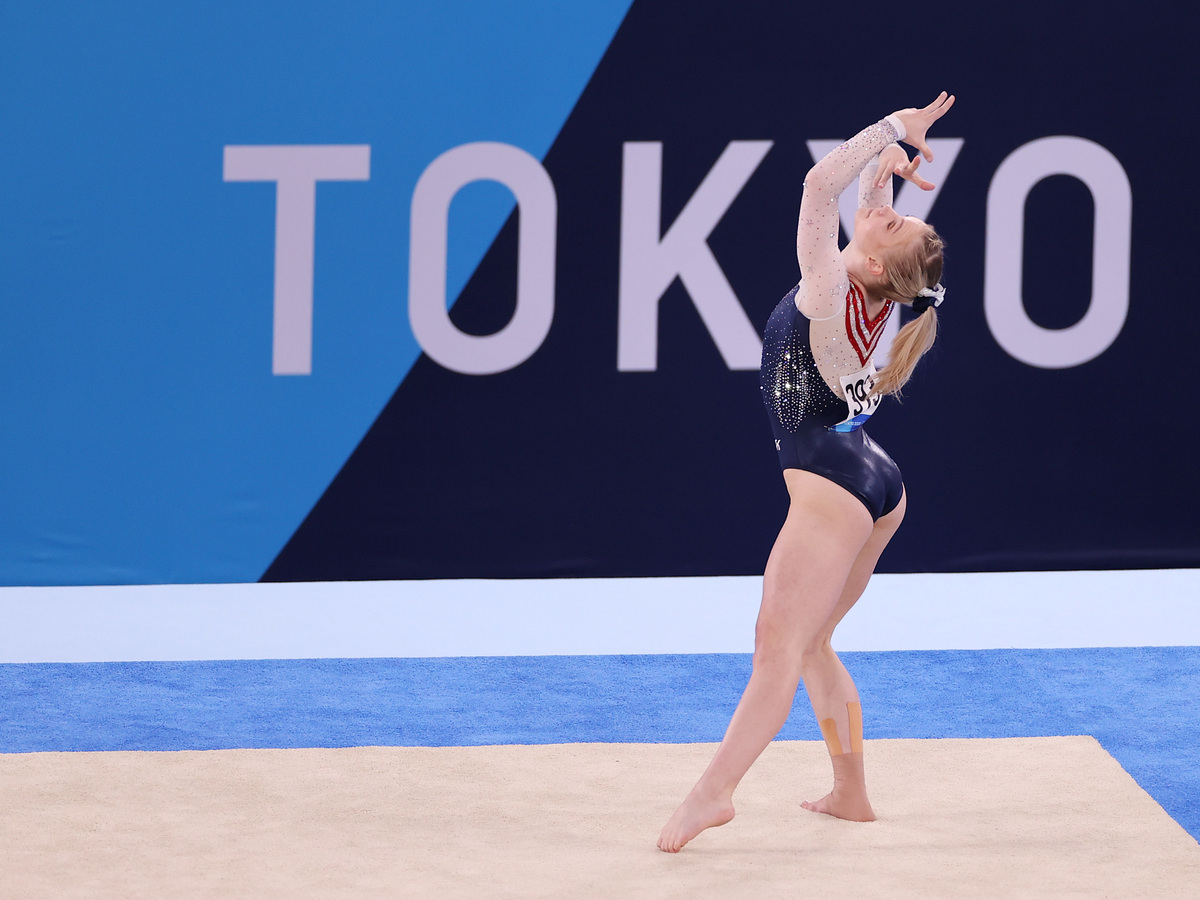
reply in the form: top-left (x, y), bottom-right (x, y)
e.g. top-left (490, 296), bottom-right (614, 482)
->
top-left (818, 717), bottom-right (843, 756)
top-left (847, 700), bottom-right (864, 753)
top-left (819, 702), bottom-right (864, 757)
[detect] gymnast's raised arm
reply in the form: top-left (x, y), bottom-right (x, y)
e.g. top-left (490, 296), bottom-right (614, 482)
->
top-left (794, 119), bottom-right (901, 320)
top-left (795, 93), bottom-right (953, 321)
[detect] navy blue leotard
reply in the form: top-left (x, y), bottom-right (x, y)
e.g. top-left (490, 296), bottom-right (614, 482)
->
top-left (759, 284), bottom-right (904, 521)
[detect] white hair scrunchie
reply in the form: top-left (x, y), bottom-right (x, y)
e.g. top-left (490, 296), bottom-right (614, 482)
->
top-left (912, 283), bottom-right (945, 314)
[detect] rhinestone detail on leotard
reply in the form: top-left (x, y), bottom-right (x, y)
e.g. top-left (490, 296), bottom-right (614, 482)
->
top-left (760, 285), bottom-right (841, 431)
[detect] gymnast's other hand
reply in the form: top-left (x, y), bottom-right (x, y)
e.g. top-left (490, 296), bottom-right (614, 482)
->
top-left (892, 91), bottom-right (955, 162)
top-left (873, 144), bottom-right (935, 191)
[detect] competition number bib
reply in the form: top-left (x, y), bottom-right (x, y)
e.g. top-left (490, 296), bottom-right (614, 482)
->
top-left (832, 363), bottom-right (881, 433)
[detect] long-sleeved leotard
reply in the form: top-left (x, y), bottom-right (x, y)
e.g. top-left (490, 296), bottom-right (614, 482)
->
top-left (762, 118), bottom-right (902, 432)
top-left (758, 119), bottom-right (906, 520)
top-left (795, 119), bottom-right (900, 321)
top-left (794, 119), bottom-right (901, 402)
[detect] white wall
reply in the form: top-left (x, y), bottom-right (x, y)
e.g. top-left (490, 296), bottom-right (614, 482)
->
top-left (2, 569), bottom-right (1196, 663)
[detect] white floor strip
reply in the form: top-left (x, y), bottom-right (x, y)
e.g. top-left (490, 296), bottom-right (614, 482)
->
top-left (1, 569), bottom-right (1197, 663)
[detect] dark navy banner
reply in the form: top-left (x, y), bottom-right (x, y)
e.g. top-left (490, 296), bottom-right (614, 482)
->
top-left (2, 1), bottom-right (1197, 584)
top-left (267, 0), bottom-right (1199, 579)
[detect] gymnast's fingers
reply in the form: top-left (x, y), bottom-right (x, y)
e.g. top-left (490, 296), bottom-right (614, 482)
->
top-left (929, 92), bottom-right (955, 120)
top-left (901, 156), bottom-right (935, 191)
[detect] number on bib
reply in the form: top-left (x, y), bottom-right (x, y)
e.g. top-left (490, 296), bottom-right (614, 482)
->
top-left (832, 364), bottom-right (880, 432)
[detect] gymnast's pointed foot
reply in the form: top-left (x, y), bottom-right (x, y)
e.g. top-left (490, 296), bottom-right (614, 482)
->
top-left (657, 789), bottom-right (735, 853)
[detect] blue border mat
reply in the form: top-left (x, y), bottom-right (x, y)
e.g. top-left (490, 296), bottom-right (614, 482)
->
top-left (2, 648), bottom-right (1197, 840)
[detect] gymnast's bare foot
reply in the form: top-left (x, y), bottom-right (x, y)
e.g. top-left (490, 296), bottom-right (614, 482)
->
top-left (801, 752), bottom-right (876, 821)
top-left (657, 788), bottom-right (735, 853)
top-left (800, 788), bottom-right (876, 821)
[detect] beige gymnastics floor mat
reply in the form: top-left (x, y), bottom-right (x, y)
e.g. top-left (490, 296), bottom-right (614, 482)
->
top-left (2, 736), bottom-right (1197, 898)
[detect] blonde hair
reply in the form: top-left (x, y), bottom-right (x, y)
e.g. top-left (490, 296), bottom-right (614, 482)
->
top-left (872, 227), bottom-right (944, 397)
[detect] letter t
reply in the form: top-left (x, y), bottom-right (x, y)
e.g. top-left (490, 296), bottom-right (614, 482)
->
top-left (224, 145), bottom-right (370, 375)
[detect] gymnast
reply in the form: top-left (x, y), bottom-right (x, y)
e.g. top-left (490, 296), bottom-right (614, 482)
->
top-left (658, 92), bottom-right (955, 853)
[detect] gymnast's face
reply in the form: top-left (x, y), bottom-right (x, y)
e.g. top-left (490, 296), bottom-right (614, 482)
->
top-left (852, 205), bottom-right (925, 262)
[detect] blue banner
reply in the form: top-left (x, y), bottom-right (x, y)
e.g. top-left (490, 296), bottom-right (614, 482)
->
top-left (2, 0), bottom-right (1196, 584)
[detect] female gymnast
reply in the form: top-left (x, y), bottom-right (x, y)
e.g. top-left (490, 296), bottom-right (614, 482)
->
top-left (658, 92), bottom-right (955, 853)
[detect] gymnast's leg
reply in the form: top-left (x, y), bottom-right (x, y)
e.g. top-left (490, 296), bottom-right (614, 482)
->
top-left (798, 488), bottom-right (906, 821)
top-left (657, 470), bottom-right (875, 853)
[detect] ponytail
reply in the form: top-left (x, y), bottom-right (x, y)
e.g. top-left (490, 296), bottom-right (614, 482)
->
top-left (873, 227), bottom-right (945, 397)
top-left (873, 308), bottom-right (938, 396)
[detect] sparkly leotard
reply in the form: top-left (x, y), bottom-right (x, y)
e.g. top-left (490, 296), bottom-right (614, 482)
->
top-left (759, 119), bottom-right (906, 520)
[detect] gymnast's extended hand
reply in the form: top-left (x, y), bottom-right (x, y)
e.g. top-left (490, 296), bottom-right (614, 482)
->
top-left (872, 144), bottom-right (936, 191)
top-left (891, 91), bottom-right (956, 163)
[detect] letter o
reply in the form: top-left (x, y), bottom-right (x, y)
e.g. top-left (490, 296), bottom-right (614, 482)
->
top-left (409, 142), bottom-right (557, 375)
top-left (984, 136), bottom-right (1132, 369)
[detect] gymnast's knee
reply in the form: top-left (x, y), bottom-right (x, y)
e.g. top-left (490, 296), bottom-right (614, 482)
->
top-left (751, 618), bottom-right (805, 678)
top-left (797, 635), bottom-right (837, 678)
